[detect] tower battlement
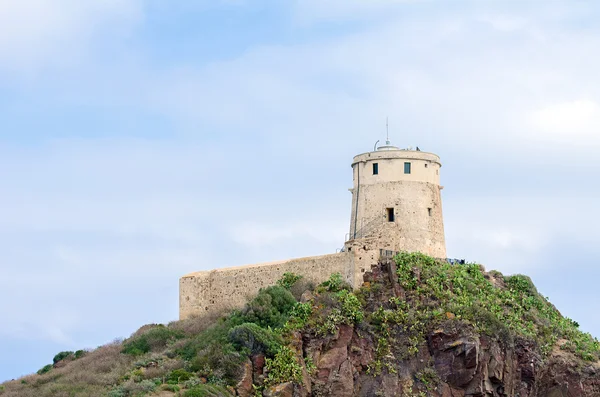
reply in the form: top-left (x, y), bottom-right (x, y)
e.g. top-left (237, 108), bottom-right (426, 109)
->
top-left (179, 142), bottom-right (447, 320)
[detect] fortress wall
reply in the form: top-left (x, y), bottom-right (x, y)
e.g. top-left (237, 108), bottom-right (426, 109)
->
top-left (179, 252), bottom-right (352, 320)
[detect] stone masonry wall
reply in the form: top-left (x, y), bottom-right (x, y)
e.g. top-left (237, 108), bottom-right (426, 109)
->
top-left (179, 252), bottom-right (353, 320)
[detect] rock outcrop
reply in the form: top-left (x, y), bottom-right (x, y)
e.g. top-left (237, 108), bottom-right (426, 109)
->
top-left (243, 261), bottom-right (600, 397)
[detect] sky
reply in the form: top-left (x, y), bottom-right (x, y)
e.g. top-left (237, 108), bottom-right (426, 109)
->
top-left (1, 0), bottom-right (600, 381)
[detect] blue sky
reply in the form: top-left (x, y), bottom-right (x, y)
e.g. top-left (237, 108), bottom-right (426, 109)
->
top-left (2, 0), bottom-right (600, 381)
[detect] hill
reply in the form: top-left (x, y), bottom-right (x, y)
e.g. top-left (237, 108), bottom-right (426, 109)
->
top-left (2, 252), bottom-right (599, 396)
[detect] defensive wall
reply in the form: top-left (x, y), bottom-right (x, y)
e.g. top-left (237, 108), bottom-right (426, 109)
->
top-left (180, 252), bottom-right (353, 320)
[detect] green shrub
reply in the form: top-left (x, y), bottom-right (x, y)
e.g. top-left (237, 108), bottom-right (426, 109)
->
top-left (74, 350), bottom-right (86, 359)
top-left (240, 286), bottom-right (297, 329)
top-left (167, 368), bottom-right (194, 383)
top-left (504, 274), bottom-right (538, 297)
top-left (162, 383), bottom-right (181, 392)
top-left (228, 323), bottom-right (282, 355)
top-left (264, 346), bottom-right (303, 386)
top-left (122, 325), bottom-right (185, 356)
top-left (52, 351), bottom-right (74, 364)
top-left (338, 290), bottom-right (364, 323)
top-left (107, 386), bottom-right (126, 397)
top-left (37, 364), bottom-right (53, 375)
top-left (318, 273), bottom-right (350, 293)
top-left (190, 342), bottom-right (245, 385)
top-left (135, 379), bottom-right (157, 393)
top-left (183, 384), bottom-right (233, 397)
top-left (415, 367), bottom-right (440, 390)
top-left (277, 272), bottom-right (303, 289)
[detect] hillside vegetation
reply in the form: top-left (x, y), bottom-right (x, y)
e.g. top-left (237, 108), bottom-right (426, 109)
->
top-left (2, 252), bottom-right (599, 396)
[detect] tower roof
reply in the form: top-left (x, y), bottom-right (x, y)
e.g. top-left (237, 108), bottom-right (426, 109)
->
top-left (376, 139), bottom-right (399, 151)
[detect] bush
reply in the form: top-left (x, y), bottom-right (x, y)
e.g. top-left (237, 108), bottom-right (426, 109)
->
top-left (107, 386), bottom-right (126, 397)
top-left (264, 346), bottom-right (303, 386)
top-left (318, 273), bottom-right (350, 293)
top-left (52, 351), bottom-right (74, 364)
top-left (505, 274), bottom-right (538, 297)
top-left (190, 342), bottom-right (245, 385)
top-left (122, 325), bottom-right (185, 356)
top-left (162, 383), bottom-right (181, 392)
top-left (167, 368), bottom-right (194, 383)
top-left (36, 364), bottom-right (53, 375)
top-left (240, 286), bottom-right (297, 329)
top-left (338, 290), bottom-right (364, 324)
top-left (229, 323), bottom-right (282, 355)
top-left (277, 272), bottom-right (303, 289)
top-left (183, 384), bottom-right (233, 397)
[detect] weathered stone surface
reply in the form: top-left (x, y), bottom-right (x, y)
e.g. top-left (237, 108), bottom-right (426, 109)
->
top-left (262, 382), bottom-right (294, 397)
top-left (236, 359), bottom-right (253, 397)
top-left (300, 291), bottom-right (314, 303)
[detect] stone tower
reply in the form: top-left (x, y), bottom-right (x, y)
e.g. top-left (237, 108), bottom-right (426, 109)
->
top-left (344, 141), bottom-right (446, 266)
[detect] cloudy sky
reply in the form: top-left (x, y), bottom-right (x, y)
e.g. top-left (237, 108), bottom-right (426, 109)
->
top-left (2, 0), bottom-right (600, 381)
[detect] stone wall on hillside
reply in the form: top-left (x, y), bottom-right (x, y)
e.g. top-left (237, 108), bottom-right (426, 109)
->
top-left (179, 252), bottom-right (354, 320)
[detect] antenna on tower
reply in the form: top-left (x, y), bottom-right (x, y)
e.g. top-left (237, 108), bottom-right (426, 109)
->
top-left (386, 117), bottom-right (390, 145)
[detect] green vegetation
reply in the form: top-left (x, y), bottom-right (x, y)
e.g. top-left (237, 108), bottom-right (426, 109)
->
top-left (182, 384), bottom-right (233, 396)
top-left (415, 366), bottom-right (440, 390)
top-left (264, 346), bottom-right (303, 386)
top-left (389, 252), bottom-right (600, 361)
top-left (36, 365), bottom-right (53, 376)
top-left (277, 272), bottom-right (303, 289)
top-left (53, 351), bottom-right (74, 364)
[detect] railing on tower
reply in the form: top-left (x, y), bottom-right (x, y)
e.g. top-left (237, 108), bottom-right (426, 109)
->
top-left (351, 216), bottom-right (383, 240)
top-left (336, 216), bottom-right (384, 253)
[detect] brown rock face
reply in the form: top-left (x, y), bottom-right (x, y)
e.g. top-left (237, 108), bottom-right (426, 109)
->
top-left (263, 382), bottom-right (294, 397)
top-left (238, 261), bottom-right (600, 397)
top-left (236, 359), bottom-right (253, 397)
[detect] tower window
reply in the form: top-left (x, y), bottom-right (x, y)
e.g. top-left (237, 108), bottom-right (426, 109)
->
top-left (386, 208), bottom-right (395, 222)
top-left (425, 163), bottom-right (428, 168)
top-left (373, 163), bottom-right (378, 175)
top-left (404, 162), bottom-right (411, 174)
top-left (428, 208), bottom-right (432, 216)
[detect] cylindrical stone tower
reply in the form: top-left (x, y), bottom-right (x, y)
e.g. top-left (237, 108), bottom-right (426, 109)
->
top-left (346, 141), bottom-right (446, 258)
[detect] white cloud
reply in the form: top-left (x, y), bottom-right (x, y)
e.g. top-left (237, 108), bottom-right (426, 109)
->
top-left (230, 221), bottom-right (345, 248)
top-left (291, 0), bottom-right (420, 22)
top-left (528, 100), bottom-right (600, 143)
top-left (0, 0), bottom-right (142, 75)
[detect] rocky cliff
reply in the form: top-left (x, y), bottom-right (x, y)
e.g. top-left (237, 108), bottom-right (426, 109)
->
top-left (249, 260), bottom-right (600, 397)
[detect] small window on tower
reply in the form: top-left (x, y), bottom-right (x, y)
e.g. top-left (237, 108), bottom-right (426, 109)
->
top-left (373, 163), bottom-right (378, 175)
top-left (404, 162), bottom-right (411, 174)
top-left (425, 163), bottom-right (428, 168)
top-left (386, 208), bottom-right (395, 222)
top-left (428, 208), bottom-right (432, 216)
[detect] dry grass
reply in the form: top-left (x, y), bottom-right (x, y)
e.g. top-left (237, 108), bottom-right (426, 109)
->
top-left (170, 311), bottom-right (225, 336)
top-left (1, 342), bottom-right (134, 397)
